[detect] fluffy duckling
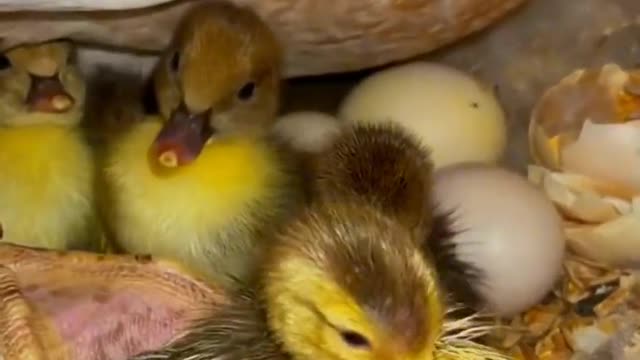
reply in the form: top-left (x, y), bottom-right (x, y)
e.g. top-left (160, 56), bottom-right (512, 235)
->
top-left (312, 122), bottom-right (483, 310)
top-left (312, 122), bottom-right (434, 238)
top-left (132, 200), bottom-right (508, 360)
top-left (0, 40), bottom-right (99, 251)
top-left (103, 2), bottom-right (305, 287)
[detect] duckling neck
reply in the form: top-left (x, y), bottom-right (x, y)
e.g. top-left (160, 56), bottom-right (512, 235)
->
top-left (108, 120), bottom-right (285, 215)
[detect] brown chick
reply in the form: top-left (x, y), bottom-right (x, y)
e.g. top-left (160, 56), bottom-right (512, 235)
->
top-left (103, 2), bottom-right (306, 288)
top-left (312, 121), bottom-right (434, 238)
top-left (312, 121), bottom-right (484, 311)
top-left (131, 199), bottom-right (446, 360)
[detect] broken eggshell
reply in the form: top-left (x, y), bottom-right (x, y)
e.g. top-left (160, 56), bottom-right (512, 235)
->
top-left (529, 63), bottom-right (640, 196)
top-left (528, 63), bottom-right (640, 267)
top-left (529, 166), bottom-right (640, 268)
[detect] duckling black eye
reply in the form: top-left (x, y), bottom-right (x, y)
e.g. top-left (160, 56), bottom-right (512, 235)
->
top-left (0, 54), bottom-right (11, 71)
top-left (339, 330), bottom-right (371, 349)
top-left (237, 81), bottom-right (256, 101)
top-left (169, 51), bottom-right (180, 73)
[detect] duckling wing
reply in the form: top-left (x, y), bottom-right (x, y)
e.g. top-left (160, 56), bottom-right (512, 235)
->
top-left (0, 243), bottom-right (226, 360)
top-left (130, 285), bottom-right (289, 360)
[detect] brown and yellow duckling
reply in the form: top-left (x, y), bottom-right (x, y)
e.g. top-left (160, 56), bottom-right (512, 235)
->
top-left (102, 2), bottom-right (305, 287)
top-left (131, 200), bottom-right (508, 360)
top-left (311, 121), bottom-right (485, 312)
top-left (0, 40), bottom-right (100, 251)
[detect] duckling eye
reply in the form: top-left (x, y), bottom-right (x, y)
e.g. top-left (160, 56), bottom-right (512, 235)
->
top-left (0, 54), bottom-right (11, 71)
top-left (339, 330), bottom-right (371, 349)
top-left (237, 81), bottom-right (256, 101)
top-left (169, 51), bottom-right (180, 73)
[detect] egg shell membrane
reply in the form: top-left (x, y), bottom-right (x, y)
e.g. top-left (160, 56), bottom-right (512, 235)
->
top-left (0, 244), bottom-right (225, 359)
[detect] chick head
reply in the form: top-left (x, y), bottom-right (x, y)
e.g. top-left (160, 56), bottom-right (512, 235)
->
top-left (314, 122), bottom-right (434, 237)
top-left (0, 40), bottom-right (85, 127)
top-left (150, 2), bottom-right (281, 168)
top-left (263, 200), bottom-right (444, 360)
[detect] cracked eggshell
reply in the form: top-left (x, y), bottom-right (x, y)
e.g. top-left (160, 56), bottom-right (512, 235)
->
top-left (433, 163), bottom-right (566, 316)
top-left (529, 63), bottom-right (640, 197)
top-left (338, 62), bottom-right (507, 169)
top-left (529, 165), bottom-right (640, 268)
top-left (272, 111), bottom-right (344, 153)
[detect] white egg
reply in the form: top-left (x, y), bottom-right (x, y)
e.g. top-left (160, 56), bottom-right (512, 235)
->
top-left (433, 163), bottom-right (566, 316)
top-left (272, 111), bottom-right (344, 153)
top-left (338, 62), bottom-right (507, 169)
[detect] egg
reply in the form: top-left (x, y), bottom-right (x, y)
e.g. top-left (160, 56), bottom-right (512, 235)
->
top-left (433, 163), bottom-right (566, 316)
top-left (272, 111), bottom-right (344, 153)
top-left (338, 62), bottom-right (507, 169)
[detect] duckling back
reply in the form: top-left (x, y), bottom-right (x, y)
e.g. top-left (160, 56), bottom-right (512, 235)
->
top-left (104, 119), bottom-right (305, 286)
top-left (313, 122), bottom-right (434, 236)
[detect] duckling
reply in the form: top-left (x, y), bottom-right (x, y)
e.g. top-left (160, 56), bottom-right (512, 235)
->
top-left (0, 40), bottom-right (99, 251)
top-left (312, 121), bottom-right (484, 311)
top-left (312, 121), bottom-right (434, 238)
top-left (103, 2), bottom-right (305, 287)
top-left (131, 200), bottom-right (509, 360)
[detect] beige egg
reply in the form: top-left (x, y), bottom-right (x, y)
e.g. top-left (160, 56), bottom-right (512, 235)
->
top-left (433, 163), bottom-right (566, 316)
top-left (272, 111), bottom-right (344, 153)
top-left (338, 62), bottom-right (507, 169)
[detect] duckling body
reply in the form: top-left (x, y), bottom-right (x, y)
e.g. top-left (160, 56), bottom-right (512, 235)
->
top-left (105, 118), bottom-right (302, 284)
top-left (0, 41), bottom-right (98, 250)
top-left (313, 121), bottom-right (483, 310)
top-left (131, 200), bottom-right (442, 360)
top-left (0, 125), bottom-right (94, 249)
top-left (132, 200), bottom-right (509, 360)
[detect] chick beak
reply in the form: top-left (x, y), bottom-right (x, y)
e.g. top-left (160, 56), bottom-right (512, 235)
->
top-left (26, 73), bottom-right (75, 113)
top-left (151, 103), bottom-right (214, 168)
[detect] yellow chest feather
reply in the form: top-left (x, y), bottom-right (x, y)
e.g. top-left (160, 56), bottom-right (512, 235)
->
top-left (105, 120), bottom-right (287, 259)
top-left (0, 125), bottom-right (95, 249)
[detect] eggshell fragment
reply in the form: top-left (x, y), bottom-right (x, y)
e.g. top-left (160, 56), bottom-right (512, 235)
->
top-left (528, 165), bottom-right (640, 267)
top-left (561, 120), bottom-right (640, 195)
top-left (272, 111), bottom-right (344, 153)
top-left (529, 63), bottom-right (640, 197)
top-left (433, 163), bottom-right (566, 316)
top-left (338, 62), bottom-right (507, 169)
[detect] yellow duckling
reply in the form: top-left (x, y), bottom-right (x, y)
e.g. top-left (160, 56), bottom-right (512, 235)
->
top-left (103, 2), bottom-right (305, 287)
top-left (131, 200), bottom-right (510, 360)
top-left (0, 40), bottom-right (99, 251)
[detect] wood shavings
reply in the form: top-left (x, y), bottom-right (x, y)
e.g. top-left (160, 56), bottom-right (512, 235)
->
top-left (488, 255), bottom-right (640, 359)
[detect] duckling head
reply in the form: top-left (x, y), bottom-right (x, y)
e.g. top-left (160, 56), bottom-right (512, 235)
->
top-left (263, 201), bottom-right (444, 360)
top-left (0, 40), bottom-right (85, 128)
top-left (149, 2), bottom-right (281, 168)
top-left (314, 122), bottom-right (434, 237)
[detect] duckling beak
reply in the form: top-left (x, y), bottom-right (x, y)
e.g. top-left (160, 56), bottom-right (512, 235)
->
top-left (26, 73), bottom-right (75, 113)
top-left (151, 103), bottom-right (214, 168)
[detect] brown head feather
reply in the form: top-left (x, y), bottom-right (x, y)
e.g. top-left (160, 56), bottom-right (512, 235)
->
top-left (313, 122), bottom-right (434, 237)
